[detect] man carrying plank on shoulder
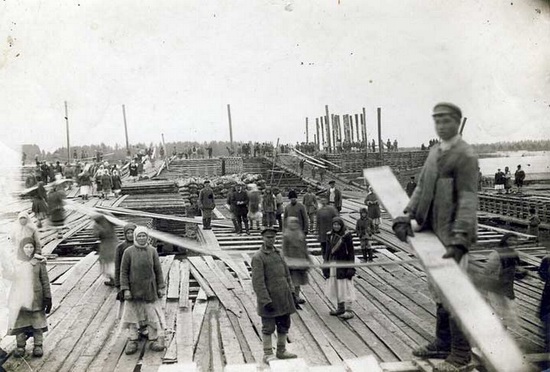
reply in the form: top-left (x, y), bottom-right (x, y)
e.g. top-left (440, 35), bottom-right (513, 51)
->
top-left (392, 102), bottom-right (479, 372)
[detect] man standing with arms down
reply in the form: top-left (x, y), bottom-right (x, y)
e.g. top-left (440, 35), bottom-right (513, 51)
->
top-left (252, 227), bottom-right (297, 364)
top-left (198, 180), bottom-right (215, 230)
top-left (392, 103), bottom-right (478, 372)
top-left (326, 180), bottom-right (342, 213)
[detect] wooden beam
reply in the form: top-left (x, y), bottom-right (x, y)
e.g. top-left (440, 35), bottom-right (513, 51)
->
top-left (363, 166), bottom-right (530, 372)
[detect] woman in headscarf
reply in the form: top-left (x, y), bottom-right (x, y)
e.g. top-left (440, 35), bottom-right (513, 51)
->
top-left (324, 216), bottom-right (355, 320)
top-left (93, 214), bottom-right (118, 286)
top-left (78, 167), bottom-right (93, 201)
top-left (47, 184), bottom-right (66, 238)
top-left (5, 237), bottom-right (51, 358)
top-left (120, 226), bottom-right (166, 354)
top-left (282, 217), bottom-right (310, 307)
top-left (111, 169), bottom-right (122, 197)
top-left (364, 186), bottom-right (381, 233)
top-left (10, 212), bottom-right (42, 256)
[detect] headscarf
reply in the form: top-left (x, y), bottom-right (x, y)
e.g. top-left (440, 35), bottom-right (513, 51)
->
top-left (17, 237), bottom-right (35, 261)
top-left (123, 223), bottom-right (137, 243)
top-left (133, 226), bottom-right (149, 248)
top-left (331, 216), bottom-right (347, 236)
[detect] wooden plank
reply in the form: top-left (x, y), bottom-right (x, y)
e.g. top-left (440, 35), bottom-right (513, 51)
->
top-left (205, 255), bottom-right (235, 290)
top-left (192, 293), bottom-right (208, 348)
top-left (295, 308), bottom-right (342, 365)
top-left (158, 363), bottom-right (197, 372)
top-left (159, 300), bottom-right (180, 364)
top-left (51, 252), bottom-right (98, 300)
top-left (113, 339), bottom-right (146, 372)
top-left (189, 264), bottom-right (215, 298)
top-left (179, 260), bottom-right (191, 308)
top-left (210, 304), bottom-right (224, 372)
top-left (167, 260), bottom-right (181, 300)
top-left (176, 300), bottom-right (194, 363)
top-left (219, 309), bottom-right (245, 365)
top-left (379, 361), bottom-right (420, 372)
top-left (269, 358), bottom-right (309, 371)
top-left (223, 365), bottom-right (259, 372)
top-left (344, 355), bottom-right (383, 372)
top-left (364, 166), bottom-right (529, 372)
top-left (188, 257), bottom-right (242, 317)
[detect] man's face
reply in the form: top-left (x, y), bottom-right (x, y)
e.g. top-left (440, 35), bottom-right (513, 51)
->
top-left (434, 114), bottom-right (460, 141)
top-left (290, 198), bottom-right (297, 205)
top-left (236, 186), bottom-right (242, 193)
top-left (125, 229), bottom-right (135, 242)
top-left (262, 233), bottom-right (276, 248)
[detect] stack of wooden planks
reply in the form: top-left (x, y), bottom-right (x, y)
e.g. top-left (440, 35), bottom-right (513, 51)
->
top-left (121, 180), bottom-right (178, 195)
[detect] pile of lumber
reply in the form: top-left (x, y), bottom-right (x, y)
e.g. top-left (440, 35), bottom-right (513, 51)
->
top-left (121, 180), bottom-right (178, 195)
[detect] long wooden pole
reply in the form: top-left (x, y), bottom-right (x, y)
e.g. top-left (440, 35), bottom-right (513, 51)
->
top-left (355, 113), bottom-right (360, 142)
top-left (122, 105), bottom-right (130, 155)
top-left (64, 101), bottom-right (70, 163)
top-left (227, 104), bottom-right (234, 148)
top-left (305, 117), bottom-right (309, 143)
top-left (362, 107), bottom-right (367, 144)
top-left (325, 105), bottom-right (331, 153)
top-left (320, 117), bottom-right (325, 150)
top-left (377, 107), bottom-right (383, 164)
top-left (459, 117), bottom-right (468, 135)
top-left (316, 118), bottom-right (320, 150)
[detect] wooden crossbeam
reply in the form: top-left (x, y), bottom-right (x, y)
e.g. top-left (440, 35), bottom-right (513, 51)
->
top-left (364, 166), bottom-right (530, 372)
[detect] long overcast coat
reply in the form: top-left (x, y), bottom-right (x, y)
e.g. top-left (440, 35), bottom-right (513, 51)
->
top-left (251, 245), bottom-right (296, 318)
top-left (406, 138), bottom-right (478, 249)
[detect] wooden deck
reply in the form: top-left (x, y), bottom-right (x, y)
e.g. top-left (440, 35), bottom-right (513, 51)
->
top-left (0, 188), bottom-right (547, 371)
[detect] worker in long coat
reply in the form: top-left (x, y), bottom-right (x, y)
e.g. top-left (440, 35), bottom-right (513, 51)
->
top-left (392, 103), bottom-right (478, 372)
top-left (283, 190), bottom-right (308, 234)
top-left (326, 181), bottom-right (342, 212)
top-left (252, 227), bottom-right (297, 363)
top-left (198, 180), bottom-right (215, 230)
top-left (93, 214), bottom-right (118, 286)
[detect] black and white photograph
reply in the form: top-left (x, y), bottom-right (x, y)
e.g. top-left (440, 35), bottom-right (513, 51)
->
top-left (0, 1), bottom-right (549, 371)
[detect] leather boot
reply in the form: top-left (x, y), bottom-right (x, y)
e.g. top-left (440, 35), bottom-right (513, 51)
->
top-left (33, 330), bottom-right (44, 357)
top-left (330, 302), bottom-right (345, 316)
top-left (14, 333), bottom-right (27, 358)
top-left (262, 334), bottom-right (276, 364)
top-left (150, 337), bottom-right (165, 352)
top-left (276, 333), bottom-right (297, 359)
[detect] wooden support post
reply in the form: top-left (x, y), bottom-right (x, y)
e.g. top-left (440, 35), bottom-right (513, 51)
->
top-left (305, 117), bottom-right (309, 143)
top-left (325, 105), bottom-right (331, 153)
top-left (332, 114), bottom-right (337, 152)
top-left (355, 113), bottom-right (360, 142)
top-left (349, 115), bottom-right (354, 142)
top-left (122, 104), bottom-right (130, 156)
top-left (377, 107), bottom-right (383, 164)
top-left (64, 101), bottom-right (70, 163)
top-left (362, 107), bottom-right (367, 144)
top-left (316, 118), bottom-right (320, 150)
top-left (320, 117), bottom-right (325, 150)
top-left (227, 104), bottom-right (234, 148)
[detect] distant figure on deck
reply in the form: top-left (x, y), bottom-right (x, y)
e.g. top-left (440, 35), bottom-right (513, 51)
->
top-left (251, 227), bottom-right (297, 364)
top-left (494, 168), bottom-right (505, 194)
top-left (248, 184), bottom-right (263, 231)
top-left (371, 139), bottom-right (376, 152)
top-left (393, 139), bottom-right (398, 152)
top-left (226, 186), bottom-right (239, 233)
top-left (355, 208), bottom-right (374, 262)
top-left (112, 169), bottom-right (122, 197)
top-left (198, 180), bottom-right (215, 230)
top-left (120, 227), bottom-right (166, 355)
top-left (129, 159), bottom-right (139, 182)
top-left (299, 159), bottom-right (306, 177)
top-left (364, 186), bottom-right (381, 233)
top-left (30, 182), bottom-right (48, 228)
top-left (47, 184), bottom-right (66, 238)
top-left (283, 190), bottom-right (308, 234)
top-left (273, 187), bottom-right (284, 231)
top-left (503, 166), bottom-right (512, 194)
top-left (386, 138), bottom-right (392, 151)
top-left (392, 102), bottom-right (478, 371)
top-left (406, 176), bottom-right (417, 197)
top-left (78, 169), bottom-right (92, 201)
top-left (528, 207), bottom-right (540, 242)
top-left (514, 165), bottom-right (525, 193)
top-left (262, 187), bottom-right (276, 227)
top-left (316, 195), bottom-right (339, 259)
top-left (326, 180), bottom-right (342, 213)
top-left (232, 183), bottom-right (250, 235)
top-left (303, 186), bottom-right (318, 233)
top-left (93, 215), bottom-right (118, 286)
top-left (5, 238), bottom-right (51, 358)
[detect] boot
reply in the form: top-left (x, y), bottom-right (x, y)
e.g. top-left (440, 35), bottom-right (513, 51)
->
top-left (276, 333), bottom-right (297, 359)
top-left (368, 249), bottom-right (374, 262)
top-left (15, 333), bottom-right (27, 358)
top-left (330, 302), bottom-right (345, 316)
top-left (232, 219), bottom-right (239, 233)
top-left (125, 340), bottom-right (139, 355)
top-left (262, 334), bottom-right (276, 364)
top-left (244, 220), bottom-right (250, 235)
top-left (150, 337), bottom-right (165, 352)
top-left (361, 248), bottom-right (368, 262)
top-left (338, 303), bottom-right (355, 320)
top-left (207, 218), bottom-right (212, 229)
top-left (33, 330), bottom-right (44, 357)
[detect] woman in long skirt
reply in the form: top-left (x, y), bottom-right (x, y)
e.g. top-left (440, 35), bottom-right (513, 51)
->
top-left (324, 217), bottom-right (355, 320)
top-left (93, 215), bottom-right (118, 286)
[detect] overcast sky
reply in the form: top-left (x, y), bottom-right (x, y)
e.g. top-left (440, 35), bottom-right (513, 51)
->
top-left (0, 0), bottom-right (548, 152)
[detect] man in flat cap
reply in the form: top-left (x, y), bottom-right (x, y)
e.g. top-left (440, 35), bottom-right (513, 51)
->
top-left (326, 180), bottom-right (342, 213)
top-left (393, 102), bottom-right (478, 372)
top-left (252, 227), bottom-right (297, 363)
top-left (198, 180), bottom-right (215, 230)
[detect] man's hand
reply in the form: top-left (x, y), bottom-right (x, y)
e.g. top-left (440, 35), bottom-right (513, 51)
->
top-left (264, 302), bottom-right (275, 312)
top-left (157, 288), bottom-right (166, 299)
top-left (43, 297), bottom-right (52, 314)
top-left (392, 215), bottom-right (414, 242)
top-left (442, 245), bottom-right (467, 263)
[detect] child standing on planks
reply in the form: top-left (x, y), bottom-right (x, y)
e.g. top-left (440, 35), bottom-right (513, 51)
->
top-left (6, 237), bottom-right (52, 358)
top-left (355, 208), bottom-right (375, 262)
top-left (303, 186), bottom-right (318, 233)
top-left (120, 226), bottom-right (167, 355)
top-left (282, 217), bottom-right (310, 308)
top-left (324, 217), bottom-right (355, 320)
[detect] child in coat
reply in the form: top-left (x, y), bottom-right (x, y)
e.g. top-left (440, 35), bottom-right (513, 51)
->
top-left (6, 237), bottom-right (52, 358)
top-left (282, 217), bottom-right (310, 307)
top-left (120, 226), bottom-right (166, 355)
top-left (355, 208), bottom-right (374, 261)
top-left (303, 187), bottom-right (318, 233)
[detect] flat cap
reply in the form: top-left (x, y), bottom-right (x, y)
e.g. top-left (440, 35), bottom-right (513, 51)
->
top-left (261, 226), bottom-right (278, 236)
top-left (328, 180), bottom-right (336, 185)
top-left (432, 102), bottom-right (462, 118)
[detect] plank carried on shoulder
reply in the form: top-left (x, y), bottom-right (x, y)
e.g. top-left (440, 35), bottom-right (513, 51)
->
top-left (364, 166), bottom-right (530, 372)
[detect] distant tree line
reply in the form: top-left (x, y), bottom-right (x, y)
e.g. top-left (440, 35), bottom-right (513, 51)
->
top-left (472, 140), bottom-right (550, 153)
